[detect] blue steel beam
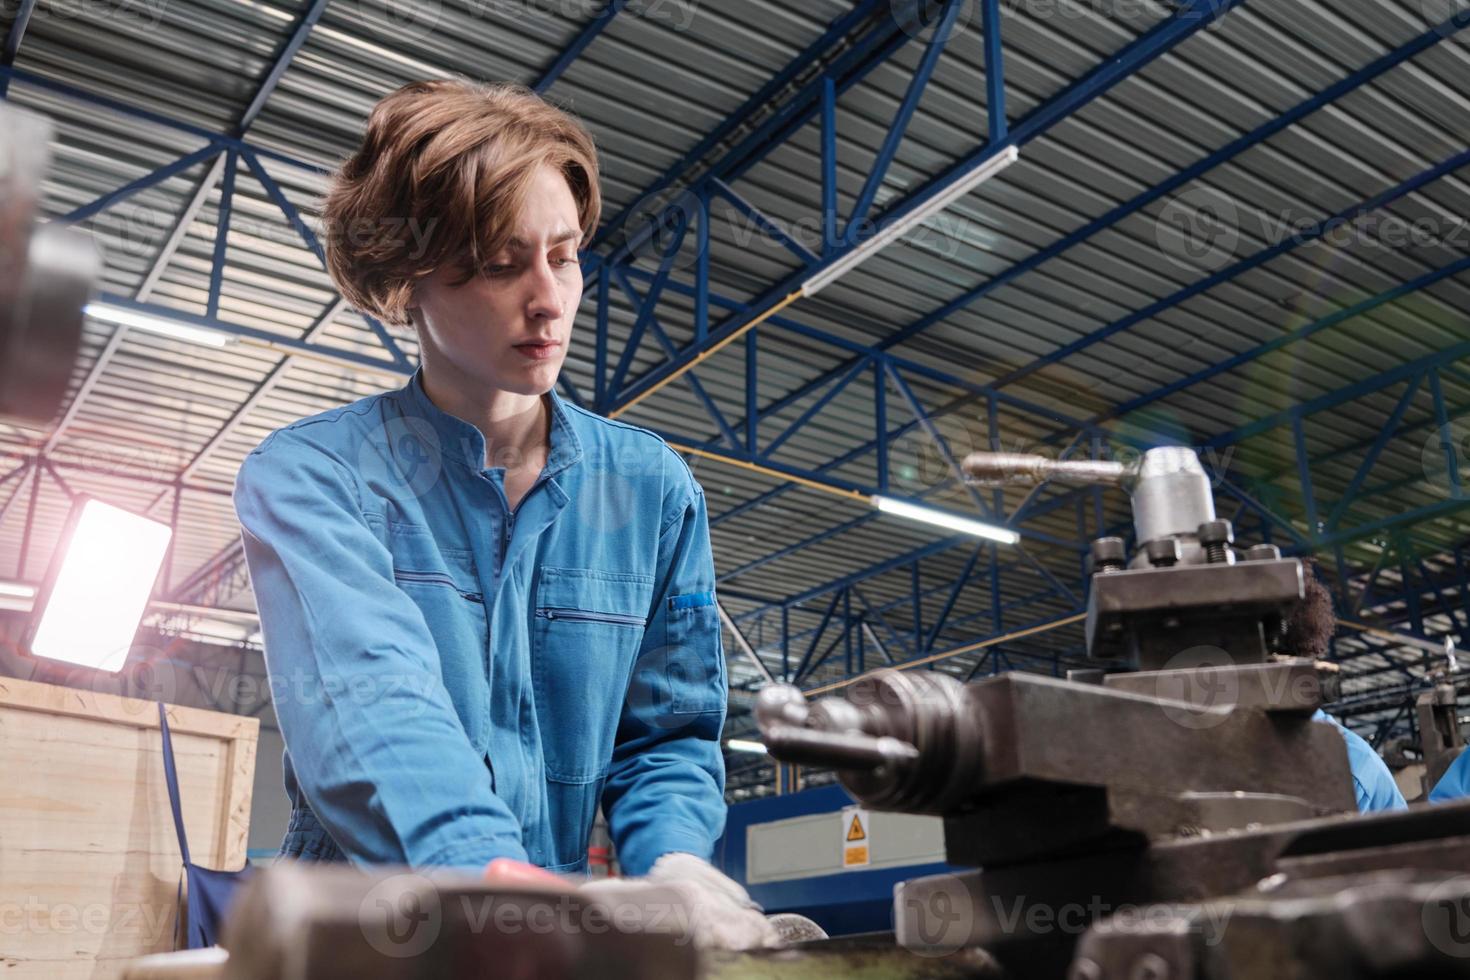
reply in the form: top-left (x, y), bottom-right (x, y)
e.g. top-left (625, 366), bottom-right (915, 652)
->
top-left (92, 293), bottom-right (410, 374)
top-left (741, 578), bottom-right (1084, 672)
top-left (0, 460), bottom-right (34, 532)
top-left (793, 594), bottom-right (1082, 681)
top-left (1325, 374), bottom-right (1425, 529)
top-left (870, 15), bottom-right (1468, 363)
top-left (606, 0), bottom-right (1244, 414)
top-left (1431, 368), bottom-right (1463, 499)
top-left (792, 589), bottom-right (844, 682)
top-left (711, 13), bottom-right (1470, 523)
top-left (59, 144), bottom-right (223, 225)
top-left (589, 0), bottom-right (890, 252)
top-left (207, 150), bottom-right (238, 318)
top-left (611, 267), bottom-right (741, 448)
top-left (1203, 334), bottom-right (1470, 452)
top-left (787, 610), bottom-right (1086, 695)
top-left (710, 179), bottom-right (821, 266)
top-left (0, 69), bottom-right (328, 177)
top-left (600, 7), bottom-right (925, 277)
top-left (236, 0), bottom-right (332, 134)
top-left (239, 147), bottom-right (411, 368)
top-left (1056, 150), bottom-right (1470, 433)
top-left (616, 264), bottom-right (1111, 433)
top-left (534, 0), bottom-right (629, 94)
top-left (607, 0), bottom-right (1247, 407)
top-left (996, 143), bottom-right (1470, 397)
top-left (845, 0), bottom-right (965, 236)
top-left (923, 542), bottom-right (984, 653)
top-left (730, 525), bottom-right (1088, 647)
top-left (981, 0), bottom-right (1005, 144)
top-left (601, 206), bottom-right (691, 408)
top-left (0, 0), bottom-right (37, 97)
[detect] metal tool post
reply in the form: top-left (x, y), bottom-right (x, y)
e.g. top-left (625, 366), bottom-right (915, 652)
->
top-left (753, 446), bottom-right (1470, 979)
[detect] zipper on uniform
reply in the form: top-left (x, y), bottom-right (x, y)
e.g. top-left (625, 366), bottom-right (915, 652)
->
top-left (536, 607), bottom-right (646, 628)
top-left (393, 569), bottom-right (482, 603)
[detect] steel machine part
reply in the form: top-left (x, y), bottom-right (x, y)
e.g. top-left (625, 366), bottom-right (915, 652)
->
top-left (1417, 681), bottom-right (1466, 796)
top-left (962, 446), bottom-right (1214, 556)
top-left (221, 864), bottom-right (701, 980)
top-left (0, 105), bottom-right (100, 426)
top-left (752, 446), bottom-right (1470, 978)
top-left (967, 447), bottom-right (1303, 670)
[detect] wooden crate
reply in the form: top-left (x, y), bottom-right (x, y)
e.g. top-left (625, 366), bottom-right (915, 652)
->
top-left (0, 676), bottom-right (258, 979)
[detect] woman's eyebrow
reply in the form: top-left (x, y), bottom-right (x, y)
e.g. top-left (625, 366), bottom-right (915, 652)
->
top-left (507, 229), bottom-right (580, 249)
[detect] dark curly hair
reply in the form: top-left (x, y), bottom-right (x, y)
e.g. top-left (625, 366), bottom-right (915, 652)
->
top-left (1282, 557), bottom-right (1336, 660)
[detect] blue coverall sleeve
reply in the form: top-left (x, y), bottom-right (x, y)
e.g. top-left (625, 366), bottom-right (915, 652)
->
top-left (601, 466), bottom-right (728, 877)
top-left (1314, 710), bottom-right (1408, 813)
top-left (234, 433), bottom-right (528, 870)
top-left (1430, 748), bottom-right (1470, 803)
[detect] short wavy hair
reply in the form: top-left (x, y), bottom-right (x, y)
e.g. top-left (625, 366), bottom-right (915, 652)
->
top-left (323, 79), bottom-right (601, 326)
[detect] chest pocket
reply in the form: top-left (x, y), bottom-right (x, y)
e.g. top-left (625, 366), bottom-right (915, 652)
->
top-left (383, 522), bottom-right (491, 752)
top-left (532, 565), bottom-right (652, 783)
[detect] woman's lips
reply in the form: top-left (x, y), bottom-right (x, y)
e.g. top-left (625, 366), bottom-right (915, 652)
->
top-left (513, 341), bottom-right (561, 360)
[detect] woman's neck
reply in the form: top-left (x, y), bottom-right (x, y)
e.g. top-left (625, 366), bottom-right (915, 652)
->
top-left (421, 361), bottom-right (549, 471)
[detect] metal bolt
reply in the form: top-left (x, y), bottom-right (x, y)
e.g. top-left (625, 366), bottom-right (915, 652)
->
top-left (1243, 543), bottom-right (1280, 561)
top-left (1068, 960), bottom-right (1104, 980)
top-left (1091, 536), bottom-right (1127, 575)
top-left (1197, 519), bottom-right (1235, 564)
top-left (1130, 953), bottom-right (1173, 980)
top-left (1145, 537), bottom-right (1181, 568)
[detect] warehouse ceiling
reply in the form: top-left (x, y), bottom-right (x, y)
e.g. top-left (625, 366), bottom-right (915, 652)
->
top-left (3, 0), bottom-right (1470, 789)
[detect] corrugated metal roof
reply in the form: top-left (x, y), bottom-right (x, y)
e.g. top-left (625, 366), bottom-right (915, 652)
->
top-left (3, 0), bottom-right (1469, 780)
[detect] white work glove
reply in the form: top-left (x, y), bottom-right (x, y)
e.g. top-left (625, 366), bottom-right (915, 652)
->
top-left (580, 852), bottom-right (783, 951)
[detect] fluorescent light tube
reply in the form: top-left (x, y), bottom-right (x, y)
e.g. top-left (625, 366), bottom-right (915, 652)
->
top-left (802, 146), bottom-right (1019, 297)
top-left (726, 739), bottom-right (769, 754)
top-left (27, 497), bottom-right (173, 672)
top-left (85, 302), bottom-right (233, 347)
top-left (872, 495), bottom-right (1019, 545)
top-left (0, 581), bottom-right (37, 598)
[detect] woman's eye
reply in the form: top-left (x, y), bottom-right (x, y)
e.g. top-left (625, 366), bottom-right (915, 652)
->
top-left (551, 257), bottom-right (575, 268)
top-left (483, 264), bottom-right (514, 276)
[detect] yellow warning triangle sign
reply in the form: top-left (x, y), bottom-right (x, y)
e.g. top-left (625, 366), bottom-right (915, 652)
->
top-left (846, 814), bottom-right (866, 841)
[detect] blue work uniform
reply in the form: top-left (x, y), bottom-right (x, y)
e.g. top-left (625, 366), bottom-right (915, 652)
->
top-left (1429, 747), bottom-right (1470, 802)
top-left (233, 369), bottom-right (728, 876)
top-left (1312, 709), bottom-right (1408, 813)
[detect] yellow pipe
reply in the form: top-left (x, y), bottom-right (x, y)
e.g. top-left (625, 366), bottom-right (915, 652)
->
top-left (1336, 619), bottom-right (1400, 644)
top-left (664, 441), bottom-right (870, 504)
top-left (802, 611), bottom-right (1088, 697)
top-left (1335, 617), bottom-right (1447, 654)
top-left (608, 289), bottom-right (806, 420)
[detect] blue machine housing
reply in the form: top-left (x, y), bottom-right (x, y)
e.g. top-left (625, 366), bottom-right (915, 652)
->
top-left (714, 785), bottom-right (958, 936)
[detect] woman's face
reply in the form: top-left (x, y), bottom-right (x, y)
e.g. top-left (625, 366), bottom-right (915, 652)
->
top-left (411, 162), bottom-right (583, 397)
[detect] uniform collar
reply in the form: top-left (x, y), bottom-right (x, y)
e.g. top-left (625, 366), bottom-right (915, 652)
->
top-left (396, 367), bottom-right (582, 479)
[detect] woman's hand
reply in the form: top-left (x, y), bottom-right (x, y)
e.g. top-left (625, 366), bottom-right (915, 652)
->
top-left (482, 857), bottom-right (576, 892)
